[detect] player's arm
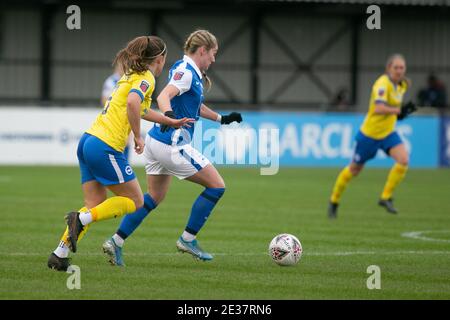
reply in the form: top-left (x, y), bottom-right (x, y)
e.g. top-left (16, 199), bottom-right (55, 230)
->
top-left (127, 92), bottom-right (145, 154)
top-left (157, 68), bottom-right (192, 115)
top-left (101, 95), bottom-right (108, 107)
top-left (129, 91), bottom-right (193, 151)
top-left (141, 108), bottom-right (194, 128)
top-left (156, 84), bottom-right (179, 113)
top-left (371, 81), bottom-right (400, 115)
top-left (373, 102), bottom-right (401, 115)
top-left (200, 104), bottom-right (243, 125)
top-left (144, 84), bottom-right (194, 131)
top-left (156, 73), bottom-right (201, 133)
top-left (200, 104), bottom-right (220, 121)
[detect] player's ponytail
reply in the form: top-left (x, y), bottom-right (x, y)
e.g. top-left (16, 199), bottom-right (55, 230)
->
top-left (184, 30), bottom-right (217, 91)
top-left (113, 36), bottom-right (167, 75)
top-left (202, 73), bottom-right (212, 91)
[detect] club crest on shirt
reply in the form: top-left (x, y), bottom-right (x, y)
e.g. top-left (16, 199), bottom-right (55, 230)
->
top-left (140, 80), bottom-right (149, 92)
top-left (173, 72), bottom-right (184, 81)
top-left (378, 87), bottom-right (385, 97)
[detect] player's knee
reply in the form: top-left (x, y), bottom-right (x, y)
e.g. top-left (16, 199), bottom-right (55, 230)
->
top-left (216, 180), bottom-right (226, 189)
top-left (149, 191), bottom-right (165, 205)
top-left (398, 157), bottom-right (409, 166)
top-left (203, 175), bottom-right (226, 189)
top-left (349, 165), bottom-right (362, 176)
top-left (132, 196), bottom-right (144, 209)
top-left (210, 180), bottom-right (225, 189)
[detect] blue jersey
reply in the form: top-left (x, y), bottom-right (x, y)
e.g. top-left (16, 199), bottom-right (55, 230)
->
top-left (149, 55), bottom-right (204, 145)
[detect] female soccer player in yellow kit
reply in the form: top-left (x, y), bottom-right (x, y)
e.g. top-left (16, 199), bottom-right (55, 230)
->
top-left (47, 36), bottom-right (194, 271)
top-left (328, 54), bottom-right (411, 218)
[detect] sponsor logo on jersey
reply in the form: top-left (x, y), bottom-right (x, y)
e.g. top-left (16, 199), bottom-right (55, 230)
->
top-left (173, 72), bottom-right (184, 81)
top-left (140, 81), bottom-right (150, 92)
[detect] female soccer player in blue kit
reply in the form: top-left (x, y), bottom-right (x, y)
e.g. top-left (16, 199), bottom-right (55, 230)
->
top-left (47, 35), bottom-right (194, 271)
top-left (103, 30), bottom-right (243, 265)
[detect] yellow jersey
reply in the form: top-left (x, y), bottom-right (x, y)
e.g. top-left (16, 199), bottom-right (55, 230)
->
top-left (360, 74), bottom-right (408, 139)
top-left (87, 70), bottom-right (155, 152)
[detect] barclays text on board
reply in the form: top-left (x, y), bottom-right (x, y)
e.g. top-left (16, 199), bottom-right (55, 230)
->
top-left (0, 108), bottom-right (443, 168)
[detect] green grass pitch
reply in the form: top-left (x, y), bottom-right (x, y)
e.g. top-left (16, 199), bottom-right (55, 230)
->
top-left (1, 166), bottom-right (449, 299)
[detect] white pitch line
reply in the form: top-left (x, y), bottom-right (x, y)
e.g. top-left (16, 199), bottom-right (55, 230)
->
top-left (1, 250), bottom-right (450, 257)
top-left (402, 230), bottom-right (450, 243)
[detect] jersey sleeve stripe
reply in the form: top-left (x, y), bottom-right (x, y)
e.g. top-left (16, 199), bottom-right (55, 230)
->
top-left (129, 89), bottom-right (144, 102)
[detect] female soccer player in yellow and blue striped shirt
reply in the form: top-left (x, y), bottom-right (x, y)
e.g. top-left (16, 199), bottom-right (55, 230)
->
top-left (48, 36), bottom-right (194, 271)
top-left (328, 54), bottom-right (410, 218)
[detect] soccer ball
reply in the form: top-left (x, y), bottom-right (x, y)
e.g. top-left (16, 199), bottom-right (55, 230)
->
top-left (269, 233), bottom-right (303, 266)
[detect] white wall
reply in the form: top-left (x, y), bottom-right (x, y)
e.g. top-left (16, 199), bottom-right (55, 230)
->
top-left (0, 107), bottom-right (153, 165)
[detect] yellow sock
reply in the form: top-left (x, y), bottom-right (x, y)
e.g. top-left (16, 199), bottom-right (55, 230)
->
top-left (89, 196), bottom-right (136, 222)
top-left (381, 163), bottom-right (408, 200)
top-left (330, 166), bottom-right (354, 204)
top-left (60, 207), bottom-right (89, 246)
top-left (59, 197), bottom-right (135, 246)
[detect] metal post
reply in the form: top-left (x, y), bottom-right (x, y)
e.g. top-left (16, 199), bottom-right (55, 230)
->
top-left (350, 17), bottom-right (360, 107)
top-left (250, 12), bottom-right (260, 106)
top-left (40, 4), bottom-right (53, 104)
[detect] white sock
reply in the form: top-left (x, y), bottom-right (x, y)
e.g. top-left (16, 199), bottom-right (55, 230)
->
top-left (112, 233), bottom-right (124, 247)
top-left (53, 241), bottom-right (69, 258)
top-left (182, 231), bottom-right (196, 242)
top-left (78, 211), bottom-right (93, 225)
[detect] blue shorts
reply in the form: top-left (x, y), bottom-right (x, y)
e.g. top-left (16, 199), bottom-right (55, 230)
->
top-left (77, 133), bottom-right (136, 185)
top-left (353, 131), bottom-right (403, 165)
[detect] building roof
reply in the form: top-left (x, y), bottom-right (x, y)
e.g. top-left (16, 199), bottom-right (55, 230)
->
top-left (260, 0), bottom-right (450, 6)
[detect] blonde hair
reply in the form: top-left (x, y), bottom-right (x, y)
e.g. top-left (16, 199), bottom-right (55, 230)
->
top-left (385, 53), bottom-right (406, 71)
top-left (385, 53), bottom-right (410, 87)
top-left (184, 29), bottom-right (218, 91)
top-left (113, 36), bottom-right (167, 75)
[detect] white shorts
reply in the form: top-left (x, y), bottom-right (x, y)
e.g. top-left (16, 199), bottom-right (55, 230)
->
top-left (144, 134), bottom-right (210, 179)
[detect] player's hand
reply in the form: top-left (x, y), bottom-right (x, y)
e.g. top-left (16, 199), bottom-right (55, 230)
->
top-left (160, 111), bottom-right (176, 133)
top-left (170, 117), bottom-right (195, 129)
top-left (221, 112), bottom-right (243, 125)
top-left (397, 101), bottom-right (417, 120)
top-left (134, 136), bottom-right (145, 154)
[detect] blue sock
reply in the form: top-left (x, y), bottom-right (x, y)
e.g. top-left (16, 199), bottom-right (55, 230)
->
top-left (185, 187), bottom-right (225, 235)
top-left (117, 193), bottom-right (157, 239)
